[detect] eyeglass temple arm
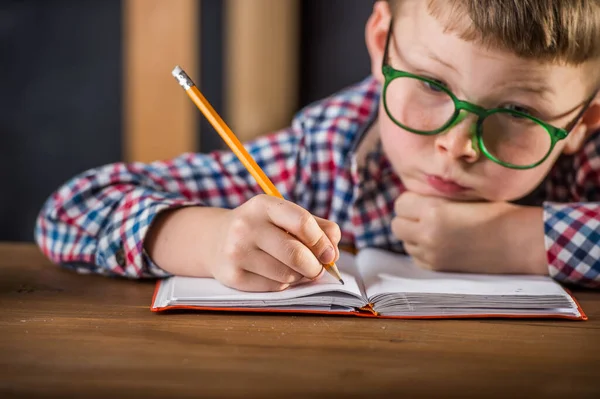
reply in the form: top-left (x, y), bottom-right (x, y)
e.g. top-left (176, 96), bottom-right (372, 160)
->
top-left (564, 89), bottom-right (599, 133)
top-left (380, 19), bottom-right (597, 135)
top-left (382, 19), bottom-right (393, 68)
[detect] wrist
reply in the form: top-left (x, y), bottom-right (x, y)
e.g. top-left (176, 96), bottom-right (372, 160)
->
top-left (503, 204), bottom-right (548, 275)
top-left (145, 206), bottom-right (229, 277)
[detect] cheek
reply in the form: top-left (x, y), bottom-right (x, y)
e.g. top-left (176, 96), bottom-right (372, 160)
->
top-left (479, 169), bottom-right (536, 201)
top-left (378, 102), bottom-right (561, 202)
top-left (478, 157), bottom-right (556, 201)
top-left (482, 138), bottom-right (569, 201)
top-left (379, 104), bottom-right (433, 169)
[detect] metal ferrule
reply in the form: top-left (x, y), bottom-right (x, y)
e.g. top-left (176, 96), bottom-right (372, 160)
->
top-left (172, 66), bottom-right (195, 90)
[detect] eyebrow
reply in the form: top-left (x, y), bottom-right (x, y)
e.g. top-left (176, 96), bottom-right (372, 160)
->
top-left (423, 47), bottom-right (555, 99)
top-left (392, 34), bottom-right (556, 100)
top-left (497, 82), bottom-right (555, 99)
top-left (391, 39), bottom-right (458, 76)
top-left (424, 49), bottom-right (460, 74)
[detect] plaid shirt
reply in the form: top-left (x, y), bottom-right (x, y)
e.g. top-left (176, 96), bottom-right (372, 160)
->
top-left (35, 76), bottom-right (600, 288)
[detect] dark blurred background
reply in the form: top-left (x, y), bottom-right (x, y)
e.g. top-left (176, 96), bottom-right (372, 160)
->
top-left (0, 0), bottom-right (373, 242)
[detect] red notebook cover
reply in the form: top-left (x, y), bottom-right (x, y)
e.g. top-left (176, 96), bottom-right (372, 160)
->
top-left (150, 279), bottom-right (587, 320)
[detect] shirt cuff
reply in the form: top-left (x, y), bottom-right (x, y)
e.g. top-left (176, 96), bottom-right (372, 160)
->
top-left (97, 197), bottom-right (203, 278)
top-left (543, 201), bottom-right (600, 288)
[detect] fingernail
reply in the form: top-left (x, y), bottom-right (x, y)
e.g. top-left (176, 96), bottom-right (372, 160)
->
top-left (319, 247), bottom-right (334, 264)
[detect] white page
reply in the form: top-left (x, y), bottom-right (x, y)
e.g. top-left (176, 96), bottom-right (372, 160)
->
top-left (167, 250), bottom-right (366, 303)
top-left (380, 307), bottom-right (580, 317)
top-left (356, 248), bottom-right (571, 299)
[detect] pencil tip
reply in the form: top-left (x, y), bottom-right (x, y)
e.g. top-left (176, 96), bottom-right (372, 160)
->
top-left (339, 279), bottom-right (345, 285)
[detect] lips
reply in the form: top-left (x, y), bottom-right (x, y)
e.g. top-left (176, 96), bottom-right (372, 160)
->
top-left (426, 175), bottom-right (469, 195)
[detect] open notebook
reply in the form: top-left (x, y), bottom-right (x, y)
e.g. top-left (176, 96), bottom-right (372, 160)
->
top-left (151, 248), bottom-right (586, 320)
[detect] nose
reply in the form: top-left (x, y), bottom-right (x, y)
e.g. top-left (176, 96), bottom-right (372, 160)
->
top-left (434, 111), bottom-right (480, 163)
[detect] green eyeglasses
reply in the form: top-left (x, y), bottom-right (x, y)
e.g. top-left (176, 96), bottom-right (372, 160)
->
top-left (381, 21), bottom-right (598, 170)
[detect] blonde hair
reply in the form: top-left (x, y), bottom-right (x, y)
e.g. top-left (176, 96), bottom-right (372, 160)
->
top-left (388, 0), bottom-right (600, 66)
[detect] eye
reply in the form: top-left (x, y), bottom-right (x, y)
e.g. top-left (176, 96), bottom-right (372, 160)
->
top-left (422, 79), bottom-right (446, 93)
top-left (503, 104), bottom-right (533, 118)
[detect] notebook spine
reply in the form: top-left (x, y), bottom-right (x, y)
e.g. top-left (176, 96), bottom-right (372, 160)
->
top-left (357, 303), bottom-right (379, 316)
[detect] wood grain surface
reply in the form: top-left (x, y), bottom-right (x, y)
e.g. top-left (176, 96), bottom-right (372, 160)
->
top-left (1, 243), bottom-right (599, 398)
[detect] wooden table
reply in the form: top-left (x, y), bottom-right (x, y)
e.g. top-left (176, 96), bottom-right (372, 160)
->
top-left (1, 243), bottom-right (599, 398)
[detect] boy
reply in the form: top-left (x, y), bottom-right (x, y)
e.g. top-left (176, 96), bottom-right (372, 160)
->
top-left (35, 0), bottom-right (600, 291)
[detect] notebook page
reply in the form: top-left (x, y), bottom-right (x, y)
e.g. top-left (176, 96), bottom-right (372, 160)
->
top-left (356, 248), bottom-right (571, 299)
top-left (167, 250), bottom-right (365, 303)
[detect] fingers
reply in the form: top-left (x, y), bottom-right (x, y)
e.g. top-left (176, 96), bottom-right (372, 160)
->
top-left (256, 225), bottom-right (323, 279)
top-left (390, 216), bottom-right (420, 244)
top-left (243, 249), bottom-right (305, 284)
top-left (264, 197), bottom-right (338, 265)
top-left (394, 191), bottom-right (425, 220)
top-left (402, 242), bottom-right (433, 270)
top-left (314, 216), bottom-right (341, 262)
top-left (226, 270), bottom-right (290, 292)
top-left (403, 241), bottom-right (420, 258)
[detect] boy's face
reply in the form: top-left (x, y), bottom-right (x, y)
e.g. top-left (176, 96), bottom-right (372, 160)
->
top-left (366, 0), bottom-right (599, 202)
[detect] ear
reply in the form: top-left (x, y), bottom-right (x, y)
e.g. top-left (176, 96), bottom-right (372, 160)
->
top-left (562, 95), bottom-right (600, 155)
top-left (365, 1), bottom-right (393, 84)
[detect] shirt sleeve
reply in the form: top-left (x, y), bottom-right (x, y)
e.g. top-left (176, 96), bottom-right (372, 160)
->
top-left (34, 124), bottom-right (305, 279)
top-left (543, 130), bottom-right (600, 288)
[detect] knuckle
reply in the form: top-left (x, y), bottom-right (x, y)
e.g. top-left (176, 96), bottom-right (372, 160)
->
top-left (425, 201), bottom-right (444, 221)
top-left (421, 225), bottom-right (440, 247)
top-left (428, 261), bottom-right (442, 272)
top-left (414, 259), bottom-right (432, 271)
top-left (422, 212), bottom-right (441, 232)
top-left (250, 193), bottom-right (267, 204)
top-left (286, 244), bottom-right (306, 267)
top-left (221, 241), bottom-right (239, 262)
top-left (296, 212), bottom-right (315, 240)
top-left (220, 268), bottom-right (245, 289)
top-left (423, 205), bottom-right (438, 221)
top-left (326, 222), bottom-right (342, 243)
top-left (426, 253), bottom-right (444, 270)
top-left (273, 283), bottom-right (289, 292)
top-left (285, 244), bottom-right (318, 276)
top-left (420, 230), bottom-right (433, 247)
top-left (420, 235), bottom-right (436, 250)
top-left (246, 194), bottom-right (269, 211)
top-left (312, 234), bottom-right (329, 253)
top-left (228, 217), bottom-right (250, 240)
top-left (394, 196), bottom-right (404, 212)
top-left (222, 239), bottom-right (246, 265)
top-left (275, 266), bottom-right (296, 284)
top-left (241, 196), bottom-right (257, 211)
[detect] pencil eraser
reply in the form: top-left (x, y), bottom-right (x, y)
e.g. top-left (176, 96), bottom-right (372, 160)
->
top-left (172, 66), bottom-right (183, 77)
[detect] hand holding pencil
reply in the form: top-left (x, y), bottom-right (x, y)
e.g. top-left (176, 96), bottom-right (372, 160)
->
top-left (171, 65), bottom-right (344, 289)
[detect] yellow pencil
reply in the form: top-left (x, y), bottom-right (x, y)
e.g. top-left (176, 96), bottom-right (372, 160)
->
top-left (172, 65), bottom-right (344, 285)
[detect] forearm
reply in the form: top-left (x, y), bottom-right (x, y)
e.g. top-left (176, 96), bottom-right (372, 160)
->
top-left (500, 205), bottom-right (548, 275)
top-left (35, 149), bottom-right (266, 278)
top-left (145, 206), bottom-right (230, 278)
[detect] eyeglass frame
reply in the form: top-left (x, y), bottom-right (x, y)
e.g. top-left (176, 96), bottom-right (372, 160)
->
top-left (381, 19), bottom-right (599, 170)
